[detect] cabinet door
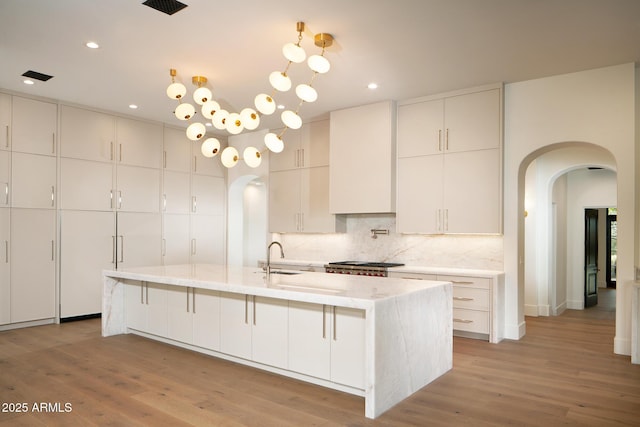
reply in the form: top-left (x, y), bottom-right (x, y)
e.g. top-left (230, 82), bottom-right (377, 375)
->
top-left (219, 292), bottom-right (252, 359)
top-left (300, 166), bottom-right (334, 233)
top-left (60, 158), bottom-right (114, 211)
top-left (193, 145), bottom-right (224, 177)
top-left (190, 214), bottom-right (224, 264)
top-left (116, 118), bottom-right (163, 168)
top-left (0, 151), bottom-right (9, 207)
top-left (125, 281), bottom-right (147, 331)
top-left (11, 97), bottom-right (57, 156)
top-left (330, 306), bottom-right (366, 389)
top-left (191, 174), bottom-right (224, 215)
top-left (397, 155), bottom-right (443, 234)
top-left (192, 288), bottom-right (221, 350)
top-left (167, 286), bottom-right (193, 344)
top-left (11, 153), bottom-right (56, 209)
top-left (163, 171), bottom-right (190, 214)
top-left (116, 165), bottom-right (160, 213)
top-left (0, 93), bottom-right (10, 151)
top-left (252, 296), bottom-right (288, 369)
top-left (60, 211), bottom-right (115, 318)
top-left (444, 89), bottom-right (500, 153)
top-left (268, 169), bottom-right (300, 233)
top-left (397, 99), bottom-right (444, 158)
top-left (0, 208), bottom-right (9, 325)
top-left (60, 105), bottom-right (115, 162)
top-left (300, 119), bottom-right (329, 167)
top-left (163, 127), bottom-right (191, 172)
top-left (162, 213), bottom-right (190, 265)
top-left (146, 283), bottom-right (169, 337)
top-left (116, 212), bottom-right (161, 270)
top-left (10, 208), bottom-right (55, 323)
top-left (443, 149), bottom-right (501, 234)
top-left (269, 127), bottom-right (300, 172)
top-left (288, 300), bottom-right (330, 379)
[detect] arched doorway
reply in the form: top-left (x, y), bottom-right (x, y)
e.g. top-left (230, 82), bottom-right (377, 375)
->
top-left (521, 144), bottom-right (617, 318)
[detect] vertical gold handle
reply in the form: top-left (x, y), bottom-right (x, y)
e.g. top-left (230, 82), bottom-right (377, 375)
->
top-left (253, 296), bottom-right (256, 326)
top-left (186, 287), bottom-right (190, 312)
top-left (5, 125), bottom-right (9, 148)
top-left (333, 306), bottom-right (337, 341)
top-left (140, 282), bottom-right (144, 304)
top-left (244, 295), bottom-right (249, 324)
top-left (192, 288), bottom-right (196, 314)
top-left (163, 194), bottom-right (167, 211)
top-left (51, 186), bottom-right (55, 207)
top-left (445, 128), bottom-right (449, 150)
top-left (4, 240), bottom-right (8, 263)
top-left (119, 144), bottom-right (123, 162)
top-left (4, 182), bottom-right (8, 205)
top-left (51, 240), bottom-right (54, 261)
top-left (146, 282), bottom-right (149, 305)
top-left (191, 238), bottom-right (196, 255)
top-left (163, 150), bottom-right (167, 169)
top-left (110, 190), bottom-right (113, 209)
top-left (118, 191), bottom-right (122, 209)
top-left (322, 305), bottom-right (326, 339)
top-left (110, 142), bottom-right (114, 161)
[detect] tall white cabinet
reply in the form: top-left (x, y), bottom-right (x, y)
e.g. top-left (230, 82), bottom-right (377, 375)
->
top-left (269, 119), bottom-right (345, 233)
top-left (1, 95), bottom-right (58, 327)
top-left (397, 85), bottom-right (503, 234)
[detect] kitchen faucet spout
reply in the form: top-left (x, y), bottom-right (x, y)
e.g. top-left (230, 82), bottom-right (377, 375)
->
top-left (266, 241), bottom-right (285, 275)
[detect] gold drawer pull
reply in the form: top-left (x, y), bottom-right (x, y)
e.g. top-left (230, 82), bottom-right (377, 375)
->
top-left (453, 318), bottom-right (474, 324)
top-left (453, 297), bottom-right (474, 301)
top-left (451, 280), bottom-right (474, 285)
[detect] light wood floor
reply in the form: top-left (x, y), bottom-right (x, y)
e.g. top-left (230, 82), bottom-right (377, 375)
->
top-left (1, 289), bottom-right (638, 426)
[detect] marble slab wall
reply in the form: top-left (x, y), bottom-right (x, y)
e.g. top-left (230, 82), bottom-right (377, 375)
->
top-left (275, 214), bottom-right (504, 271)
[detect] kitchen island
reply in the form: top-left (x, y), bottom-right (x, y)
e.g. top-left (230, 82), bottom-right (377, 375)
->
top-left (102, 264), bottom-right (452, 419)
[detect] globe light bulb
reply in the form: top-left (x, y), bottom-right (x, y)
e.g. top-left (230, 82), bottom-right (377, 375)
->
top-left (281, 110), bottom-right (302, 129)
top-left (186, 122), bottom-right (206, 141)
top-left (254, 93), bottom-right (276, 115)
top-left (201, 138), bottom-right (220, 158)
top-left (265, 132), bottom-right (284, 153)
top-left (175, 103), bottom-right (195, 120)
top-left (225, 112), bottom-right (244, 135)
top-left (166, 82), bottom-right (186, 100)
top-left (240, 108), bottom-right (260, 130)
top-left (295, 84), bottom-right (318, 103)
top-left (269, 71), bottom-right (292, 92)
top-left (201, 100), bottom-right (220, 119)
top-left (193, 87), bottom-right (212, 105)
top-left (221, 146), bottom-right (239, 168)
top-left (243, 146), bottom-right (262, 168)
top-left (282, 42), bottom-right (306, 63)
top-left (212, 109), bottom-right (229, 130)
top-left (308, 55), bottom-right (330, 74)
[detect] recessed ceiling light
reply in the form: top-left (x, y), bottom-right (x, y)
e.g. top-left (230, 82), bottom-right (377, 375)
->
top-left (368, 82), bottom-right (378, 89)
top-left (277, 104), bottom-right (285, 110)
top-left (205, 122), bottom-right (212, 127)
top-left (23, 79), bottom-right (34, 85)
top-left (129, 104), bottom-right (138, 109)
top-left (86, 41), bottom-right (100, 49)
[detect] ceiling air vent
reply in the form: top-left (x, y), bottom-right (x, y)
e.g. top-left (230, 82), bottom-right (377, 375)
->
top-left (22, 70), bottom-right (53, 82)
top-left (142, 0), bottom-right (188, 15)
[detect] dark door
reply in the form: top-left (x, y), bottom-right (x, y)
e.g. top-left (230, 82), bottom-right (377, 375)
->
top-left (584, 209), bottom-right (598, 308)
top-left (606, 213), bottom-right (617, 288)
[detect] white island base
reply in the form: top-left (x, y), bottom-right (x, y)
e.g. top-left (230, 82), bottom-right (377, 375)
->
top-left (102, 264), bottom-right (453, 419)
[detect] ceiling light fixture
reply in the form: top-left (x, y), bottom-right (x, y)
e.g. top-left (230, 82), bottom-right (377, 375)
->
top-left (368, 83), bottom-right (378, 89)
top-left (86, 41), bottom-right (100, 49)
top-left (167, 21), bottom-right (333, 169)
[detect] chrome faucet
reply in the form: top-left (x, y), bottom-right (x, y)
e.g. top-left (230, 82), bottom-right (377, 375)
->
top-left (266, 241), bottom-right (285, 275)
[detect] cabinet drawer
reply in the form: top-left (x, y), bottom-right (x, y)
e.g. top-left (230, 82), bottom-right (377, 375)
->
top-left (386, 271), bottom-right (438, 281)
top-left (438, 275), bottom-right (490, 289)
top-left (453, 308), bottom-right (489, 334)
top-left (453, 286), bottom-right (489, 310)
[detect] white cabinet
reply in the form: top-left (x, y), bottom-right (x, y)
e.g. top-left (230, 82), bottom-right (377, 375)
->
top-left (288, 301), bottom-right (365, 389)
top-left (190, 215), bottom-right (225, 264)
top-left (167, 285), bottom-right (195, 344)
top-left (0, 208), bottom-right (9, 325)
top-left (125, 281), bottom-right (168, 336)
top-left (116, 165), bottom-right (160, 213)
top-left (192, 288), bottom-right (221, 350)
top-left (11, 97), bottom-right (57, 156)
top-left (193, 142), bottom-right (225, 177)
top-left (116, 118), bottom-right (163, 169)
top-left (219, 292), bottom-right (288, 368)
top-left (397, 86), bottom-right (503, 234)
top-left (163, 171), bottom-right (191, 214)
top-left (0, 150), bottom-right (9, 207)
top-left (191, 174), bottom-right (224, 215)
top-left (116, 212), bottom-right (162, 270)
top-left (163, 127), bottom-right (191, 173)
top-left (330, 101), bottom-right (396, 214)
top-left (60, 158), bottom-right (114, 211)
top-left (269, 119), bottom-right (343, 233)
top-left (60, 211), bottom-right (115, 318)
top-left (11, 153), bottom-right (56, 209)
top-left (10, 208), bottom-right (56, 323)
top-left (60, 105), bottom-right (115, 162)
top-left (219, 292), bottom-right (253, 359)
top-left (0, 93), bottom-right (10, 151)
top-left (162, 214), bottom-right (191, 265)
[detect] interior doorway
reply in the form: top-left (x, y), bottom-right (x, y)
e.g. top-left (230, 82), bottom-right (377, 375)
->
top-left (584, 208), bottom-right (598, 308)
top-left (606, 208), bottom-right (617, 288)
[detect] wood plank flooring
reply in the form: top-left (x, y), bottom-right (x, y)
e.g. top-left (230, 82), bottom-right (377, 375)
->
top-left (1, 289), bottom-right (638, 426)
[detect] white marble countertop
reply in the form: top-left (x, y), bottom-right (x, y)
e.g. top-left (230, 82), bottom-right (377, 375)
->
top-left (263, 259), bottom-right (504, 278)
top-left (103, 264), bottom-right (450, 310)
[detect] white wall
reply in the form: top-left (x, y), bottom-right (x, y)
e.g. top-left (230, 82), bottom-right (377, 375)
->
top-left (552, 174), bottom-right (568, 315)
top-left (504, 63), bottom-right (636, 355)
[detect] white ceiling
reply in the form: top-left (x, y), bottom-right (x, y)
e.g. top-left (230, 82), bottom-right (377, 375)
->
top-left (1, 0), bottom-right (639, 134)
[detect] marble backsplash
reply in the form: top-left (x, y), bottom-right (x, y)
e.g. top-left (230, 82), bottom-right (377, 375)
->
top-left (273, 214), bottom-right (504, 271)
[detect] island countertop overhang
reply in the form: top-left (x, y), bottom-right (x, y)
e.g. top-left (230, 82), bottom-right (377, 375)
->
top-left (103, 264), bottom-right (452, 309)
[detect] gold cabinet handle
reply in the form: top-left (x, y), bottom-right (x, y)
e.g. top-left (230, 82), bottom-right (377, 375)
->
top-left (453, 318), bottom-right (473, 324)
top-left (322, 304), bottom-right (326, 338)
top-left (453, 297), bottom-right (474, 301)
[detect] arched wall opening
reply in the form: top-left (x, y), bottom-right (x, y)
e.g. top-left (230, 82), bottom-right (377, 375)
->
top-left (520, 143), bottom-right (617, 320)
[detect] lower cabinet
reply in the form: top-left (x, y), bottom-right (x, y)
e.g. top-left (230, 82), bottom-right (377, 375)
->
top-left (0, 208), bottom-right (10, 325)
top-left (288, 300), bottom-right (365, 389)
top-left (167, 286), bottom-right (221, 351)
top-left (124, 281), bottom-right (168, 337)
top-left (219, 292), bottom-right (289, 369)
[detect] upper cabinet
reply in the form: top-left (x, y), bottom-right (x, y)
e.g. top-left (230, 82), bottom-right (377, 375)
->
top-left (60, 105), bottom-right (115, 162)
top-left (0, 93), bottom-right (10, 151)
top-left (396, 85), bottom-right (503, 234)
top-left (163, 127), bottom-right (191, 173)
top-left (11, 96), bottom-right (57, 156)
top-left (270, 120), bottom-right (330, 172)
top-left (116, 117), bottom-right (163, 169)
top-left (329, 101), bottom-right (396, 214)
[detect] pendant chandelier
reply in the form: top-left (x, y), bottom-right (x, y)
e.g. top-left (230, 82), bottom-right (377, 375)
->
top-left (166, 22), bottom-right (333, 168)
